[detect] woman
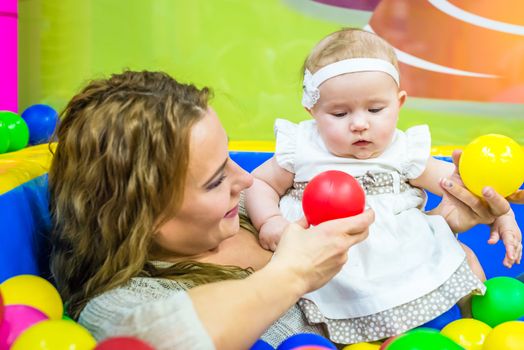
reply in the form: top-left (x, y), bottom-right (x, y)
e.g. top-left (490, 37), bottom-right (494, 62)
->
top-left (48, 71), bottom-right (516, 350)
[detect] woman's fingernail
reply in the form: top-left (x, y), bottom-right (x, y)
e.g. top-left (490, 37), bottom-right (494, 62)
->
top-left (443, 179), bottom-right (453, 188)
top-left (482, 187), bottom-right (493, 198)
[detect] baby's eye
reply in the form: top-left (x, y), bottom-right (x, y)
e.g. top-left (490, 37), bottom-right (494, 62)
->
top-left (369, 108), bottom-right (384, 113)
top-left (331, 112), bottom-right (347, 118)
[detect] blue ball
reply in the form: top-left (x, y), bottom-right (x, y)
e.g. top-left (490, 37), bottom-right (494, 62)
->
top-left (21, 104), bottom-right (58, 145)
top-left (277, 333), bottom-right (336, 350)
top-left (250, 339), bottom-right (274, 350)
top-left (420, 304), bottom-right (462, 330)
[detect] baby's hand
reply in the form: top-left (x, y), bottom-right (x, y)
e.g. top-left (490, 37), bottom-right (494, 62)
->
top-left (259, 216), bottom-right (291, 251)
top-left (488, 210), bottom-right (522, 268)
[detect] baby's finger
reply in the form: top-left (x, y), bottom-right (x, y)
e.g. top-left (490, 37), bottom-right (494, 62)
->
top-left (294, 217), bottom-right (309, 229)
top-left (513, 241), bottom-right (523, 264)
top-left (488, 230), bottom-right (500, 245)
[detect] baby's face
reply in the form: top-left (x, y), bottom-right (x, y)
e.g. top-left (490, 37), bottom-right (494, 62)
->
top-left (310, 71), bottom-right (406, 159)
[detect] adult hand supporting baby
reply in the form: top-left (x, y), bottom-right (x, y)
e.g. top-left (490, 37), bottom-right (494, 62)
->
top-left (508, 190), bottom-right (524, 204)
top-left (437, 150), bottom-right (522, 267)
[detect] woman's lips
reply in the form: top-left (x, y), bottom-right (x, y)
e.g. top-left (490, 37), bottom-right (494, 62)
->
top-left (353, 140), bottom-right (371, 146)
top-left (224, 205), bottom-right (239, 218)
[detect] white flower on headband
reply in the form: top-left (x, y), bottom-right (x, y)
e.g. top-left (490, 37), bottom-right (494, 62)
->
top-left (301, 58), bottom-right (400, 109)
top-left (301, 69), bottom-right (320, 109)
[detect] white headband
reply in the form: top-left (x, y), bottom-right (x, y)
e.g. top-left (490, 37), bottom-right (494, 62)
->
top-left (301, 58), bottom-right (400, 109)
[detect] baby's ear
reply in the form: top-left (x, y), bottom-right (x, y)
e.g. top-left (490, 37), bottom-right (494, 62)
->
top-left (398, 90), bottom-right (407, 107)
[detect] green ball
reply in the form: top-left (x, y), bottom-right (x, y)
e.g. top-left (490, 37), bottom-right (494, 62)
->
top-left (472, 276), bottom-right (524, 327)
top-left (0, 118), bottom-right (9, 153)
top-left (387, 329), bottom-right (462, 350)
top-left (0, 110), bottom-right (29, 152)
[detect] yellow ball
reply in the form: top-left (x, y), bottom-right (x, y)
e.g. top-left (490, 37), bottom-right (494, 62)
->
top-left (11, 319), bottom-right (96, 350)
top-left (482, 321), bottom-right (524, 350)
top-left (459, 134), bottom-right (524, 197)
top-left (342, 342), bottom-right (381, 349)
top-left (440, 318), bottom-right (492, 350)
top-left (0, 274), bottom-right (63, 320)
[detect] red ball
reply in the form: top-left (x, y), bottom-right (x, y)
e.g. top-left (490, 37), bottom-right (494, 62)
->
top-left (94, 336), bottom-right (155, 350)
top-left (302, 170), bottom-right (365, 226)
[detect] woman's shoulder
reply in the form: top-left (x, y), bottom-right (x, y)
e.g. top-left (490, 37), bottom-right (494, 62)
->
top-left (78, 277), bottom-right (215, 348)
top-left (84, 277), bottom-right (191, 312)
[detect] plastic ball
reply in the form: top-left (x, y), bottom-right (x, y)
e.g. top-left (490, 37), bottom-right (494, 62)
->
top-left (277, 333), bottom-right (337, 350)
top-left (459, 134), bottom-right (524, 197)
top-left (471, 277), bottom-right (524, 327)
top-left (302, 170), bottom-right (365, 226)
top-left (250, 339), bottom-right (274, 350)
top-left (420, 304), bottom-right (462, 330)
top-left (0, 291), bottom-right (4, 324)
top-left (10, 319), bottom-right (96, 350)
top-left (440, 318), bottom-right (492, 350)
top-left (378, 336), bottom-right (398, 350)
top-left (0, 304), bottom-right (48, 350)
top-left (0, 274), bottom-right (63, 320)
top-left (21, 104), bottom-right (59, 145)
top-left (482, 321), bottom-right (524, 350)
top-left (0, 119), bottom-right (9, 153)
top-left (387, 329), bottom-right (462, 350)
top-left (0, 111), bottom-right (29, 152)
top-left (342, 342), bottom-right (381, 349)
top-left (94, 336), bottom-right (155, 350)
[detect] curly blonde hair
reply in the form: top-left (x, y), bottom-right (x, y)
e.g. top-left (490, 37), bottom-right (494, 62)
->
top-left (49, 71), bottom-right (253, 319)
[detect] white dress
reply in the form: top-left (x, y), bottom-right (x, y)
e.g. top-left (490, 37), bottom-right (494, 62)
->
top-left (274, 119), bottom-right (485, 344)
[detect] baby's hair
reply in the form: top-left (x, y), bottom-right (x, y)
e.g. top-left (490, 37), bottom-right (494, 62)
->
top-left (303, 28), bottom-right (398, 74)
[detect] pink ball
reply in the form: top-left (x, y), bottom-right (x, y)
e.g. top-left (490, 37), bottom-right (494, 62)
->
top-left (0, 304), bottom-right (48, 350)
top-left (0, 292), bottom-right (4, 324)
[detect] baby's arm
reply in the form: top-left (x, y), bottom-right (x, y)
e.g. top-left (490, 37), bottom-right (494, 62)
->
top-left (409, 156), bottom-right (454, 195)
top-left (245, 157), bottom-right (295, 251)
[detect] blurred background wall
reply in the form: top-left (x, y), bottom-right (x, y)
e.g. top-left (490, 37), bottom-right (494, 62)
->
top-left (19, 0), bottom-right (524, 145)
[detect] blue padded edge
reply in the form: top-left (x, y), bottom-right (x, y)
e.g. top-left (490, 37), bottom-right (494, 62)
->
top-left (0, 153), bottom-right (522, 283)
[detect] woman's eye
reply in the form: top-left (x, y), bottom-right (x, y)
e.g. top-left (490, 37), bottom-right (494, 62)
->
top-left (332, 112), bottom-right (347, 118)
top-left (207, 175), bottom-right (226, 190)
top-left (369, 108), bottom-right (384, 113)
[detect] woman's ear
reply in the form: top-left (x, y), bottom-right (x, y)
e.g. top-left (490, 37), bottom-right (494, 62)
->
top-left (398, 90), bottom-right (407, 108)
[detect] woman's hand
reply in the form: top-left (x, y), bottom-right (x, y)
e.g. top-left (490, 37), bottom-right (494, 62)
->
top-left (270, 209), bottom-right (374, 295)
top-left (431, 150), bottom-right (510, 233)
top-left (508, 190), bottom-right (524, 204)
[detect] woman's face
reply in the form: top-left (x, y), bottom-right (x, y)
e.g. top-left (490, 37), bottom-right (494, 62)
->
top-left (153, 108), bottom-right (253, 258)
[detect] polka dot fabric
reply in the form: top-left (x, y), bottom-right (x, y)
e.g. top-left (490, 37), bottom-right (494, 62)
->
top-left (299, 259), bottom-right (485, 344)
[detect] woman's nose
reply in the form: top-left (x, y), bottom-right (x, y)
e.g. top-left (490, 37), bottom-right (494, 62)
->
top-left (231, 160), bottom-right (254, 192)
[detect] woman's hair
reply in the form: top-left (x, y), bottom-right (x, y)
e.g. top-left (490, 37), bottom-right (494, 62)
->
top-left (49, 70), bottom-right (249, 318)
top-left (303, 28), bottom-right (398, 74)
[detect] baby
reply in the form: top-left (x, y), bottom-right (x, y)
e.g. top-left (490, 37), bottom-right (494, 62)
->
top-left (245, 28), bottom-right (521, 344)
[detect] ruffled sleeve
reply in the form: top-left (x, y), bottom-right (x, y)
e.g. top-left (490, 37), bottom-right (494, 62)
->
top-left (274, 119), bottom-right (298, 173)
top-left (403, 125), bottom-right (431, 179)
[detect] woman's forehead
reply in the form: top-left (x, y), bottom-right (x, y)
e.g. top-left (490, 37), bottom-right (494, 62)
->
top-left (187, 109), bottom-right (228, 185)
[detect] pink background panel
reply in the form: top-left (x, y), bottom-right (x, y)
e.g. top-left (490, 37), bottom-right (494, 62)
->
top-left (0, 0), bottom-right (17, 112)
